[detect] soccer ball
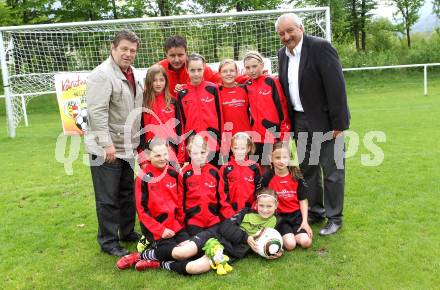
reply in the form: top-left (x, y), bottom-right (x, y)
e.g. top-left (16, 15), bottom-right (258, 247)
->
top-left (74, 108), bottom-right (88, 132)
top-left (254, 228), bottom-right (283, 258)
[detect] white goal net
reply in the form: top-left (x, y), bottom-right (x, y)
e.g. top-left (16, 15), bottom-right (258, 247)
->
top-left (0, 7), bottom-right (330, 137)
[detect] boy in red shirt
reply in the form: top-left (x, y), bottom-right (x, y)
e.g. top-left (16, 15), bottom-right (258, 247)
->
top-left (158, 35), bottom-right (220, 98)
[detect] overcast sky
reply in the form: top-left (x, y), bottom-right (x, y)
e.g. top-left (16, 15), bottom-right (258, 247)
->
top-left (373, 0), bottom-right (433, 20)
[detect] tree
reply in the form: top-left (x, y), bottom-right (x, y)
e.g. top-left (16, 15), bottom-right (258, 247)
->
top-left (3, 0), bottom-right (54, 25)
top-left (433, 0), bottom-right (440, 18)
top-left (291, 0), bottom-right (352, 42)
top-left (347, 0), bottom-right (376, 51)
top-left (0, 1), bottom-right (20, 26)
top-left (390, 0), bottom-right (424, 48)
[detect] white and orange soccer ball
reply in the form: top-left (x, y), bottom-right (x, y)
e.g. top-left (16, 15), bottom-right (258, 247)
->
top-left (254, 228), bottom-right (283, 258)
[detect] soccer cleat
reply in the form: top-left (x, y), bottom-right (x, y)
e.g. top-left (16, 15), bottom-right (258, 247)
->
top-left (135, 259), bottom-right (161, 271)
top-left (116, 252), bottom-right (141, 270)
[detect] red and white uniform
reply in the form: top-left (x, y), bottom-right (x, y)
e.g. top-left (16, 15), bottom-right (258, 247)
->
top-left (219, 85), bottom-right (251, 135)
top-left (178, 81), bottom-right (223, 153)
top-left (135, 164), bottom-right (183, 241)
top-left (178, 163), bottom-right (235, 229)
top-left (246, 75), bottom-right (291, 144)
top-left (158, 59), bottom-right (221, 98)
top-left (262, 170), bottom-right (307, 213)
top-left (219, 158), bottom-right (261, 213)
top-left (138, 93), bottom-right (185, 165)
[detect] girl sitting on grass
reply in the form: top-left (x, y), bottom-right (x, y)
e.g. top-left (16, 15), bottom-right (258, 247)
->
top-left (116, 188), bottom-right (282, 274)
top-left (262, 141), bottom-right (313, 250)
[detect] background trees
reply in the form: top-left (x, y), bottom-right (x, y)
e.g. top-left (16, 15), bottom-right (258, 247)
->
top-left (0, 0), bottom-right (437, 67)
top-left (390, 0), bottom-right (425, 47)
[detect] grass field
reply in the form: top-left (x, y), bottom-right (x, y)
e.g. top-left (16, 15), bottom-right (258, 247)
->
top-left (0, 70), bottom-right (439, 289)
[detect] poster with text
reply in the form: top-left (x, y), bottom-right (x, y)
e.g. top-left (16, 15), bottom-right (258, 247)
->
top-left (55, 72), bottom-right (89, 135)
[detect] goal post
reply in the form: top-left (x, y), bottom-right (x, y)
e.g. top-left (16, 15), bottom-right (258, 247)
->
top-left (0, 7), bottom-right (331, 138)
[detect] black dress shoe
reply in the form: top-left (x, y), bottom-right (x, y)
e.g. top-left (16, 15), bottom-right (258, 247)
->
top-left (319, 221), bottom-right (342, 236)
top-left (120, 232), bottom-right (142, 243)
top-left (102, 246), bottom-right (129, 257)
top-left (308, 215), bottom-right (325, 225)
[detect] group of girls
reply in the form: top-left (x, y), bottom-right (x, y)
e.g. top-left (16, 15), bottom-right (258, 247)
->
top-left (119, 51), bottom-right (312, 275)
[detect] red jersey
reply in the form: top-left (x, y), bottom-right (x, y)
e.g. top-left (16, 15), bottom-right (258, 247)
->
top-left (219, 158), bottom-right (261, 213)
top-left (178, 163), bottom-right (235, 229)
top-left (262, 170), bottom-right (307, 214)
top-left (246, 75), bottom-right (291, 143)
top-left (178, 81), bottom-right (223, 152)
top-left (158, 59), bottom-right (221, 98)
top-left (135, 164), bottom-right (183, 241)
top-left (138, 93), bottom-right (184, 165)
top-left (219, 85), bottom-right (251, 135)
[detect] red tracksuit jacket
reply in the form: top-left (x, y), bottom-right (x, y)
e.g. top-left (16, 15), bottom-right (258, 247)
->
top-left (138, 93), bottom-right (185, 165)
top-left (178, 163), bottom-right (235, 229)
top-left (135, 164), bottom-right (183, 241)
top-left (219, 158), bottom-right (261, 213)
top-left (178, 81), bottom-right (223, 153)
top-left (158, 59), bottom-right (221, 98)
top-left (246, 75), bottom-right (291, 143)
top-left (261, 170), bottom-right (308, 214)
top-left (219, 85), bottom-right (251, 135)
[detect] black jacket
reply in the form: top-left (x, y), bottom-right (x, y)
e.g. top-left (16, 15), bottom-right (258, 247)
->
top-left (278, 35), bottom-right (350, 134)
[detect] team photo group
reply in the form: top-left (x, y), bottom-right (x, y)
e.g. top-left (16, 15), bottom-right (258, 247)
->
top-left (85, 12), bottom-right (350, 276)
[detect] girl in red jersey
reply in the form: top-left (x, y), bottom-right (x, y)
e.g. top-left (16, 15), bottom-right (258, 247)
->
top-left (178, 134), bottom-right (235, 236)
top-left (138, 65), bottom-right (184, 168)
top-left (218, 59), bottom-right (251, 135)
top-left (178, 54), bottom-right (223, 167)
top-left (218, 59), bottom-right (252, 161)
top-left (219, 132), bottom-right (261, 213)
top-left (262, 141), bottom-right (312, 250)
top-left (243, 51), bottom-right (291, 167)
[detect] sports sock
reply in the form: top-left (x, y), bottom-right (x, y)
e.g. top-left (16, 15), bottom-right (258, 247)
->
top-left (141, 244), bottom-right (175, 261)
top-left (161, 260), bottom-right (189, 275)
top-left (141, 249), bottom-right (157, 261)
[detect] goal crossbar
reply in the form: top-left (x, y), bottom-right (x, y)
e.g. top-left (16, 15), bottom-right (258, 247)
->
top-left (0, 7), bottom-right (331, 138)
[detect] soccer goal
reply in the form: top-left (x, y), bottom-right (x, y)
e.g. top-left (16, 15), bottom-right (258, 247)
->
top-left (0, 7), bottom-right (331, 138)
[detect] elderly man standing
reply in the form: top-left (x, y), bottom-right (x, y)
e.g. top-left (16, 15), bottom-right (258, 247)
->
top-left (86, 30), bottom-right (143, 256)
top-left (276, 13), bottom-right (350, 236)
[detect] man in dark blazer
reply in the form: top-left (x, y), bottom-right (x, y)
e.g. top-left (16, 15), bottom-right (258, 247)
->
top-left (276, 13), bottom-right (350, 235)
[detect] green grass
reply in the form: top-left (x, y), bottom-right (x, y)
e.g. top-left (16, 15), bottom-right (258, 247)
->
top-left (1, 70), bottom-right (440, 289)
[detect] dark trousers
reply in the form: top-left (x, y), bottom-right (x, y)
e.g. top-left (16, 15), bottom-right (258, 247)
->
top-left (293, 112), bottom-right (345, 224)
top-left (89, 155), bottom-right (136, 250)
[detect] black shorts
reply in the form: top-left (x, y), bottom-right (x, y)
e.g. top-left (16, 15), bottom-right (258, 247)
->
top-left (188, 227), bottom-right (219, 257)
top-left (150, 229), bottom-right (190, 249)
top-left (186, 224), bottom-right (218, 237)
top-left (276, 211), bottom-right (307, 236)
top-left (190, 228), bottom-right (219, 250)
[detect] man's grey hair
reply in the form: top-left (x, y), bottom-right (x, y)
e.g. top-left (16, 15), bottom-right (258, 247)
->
top-left (275, 13), bottom-right (304, 31)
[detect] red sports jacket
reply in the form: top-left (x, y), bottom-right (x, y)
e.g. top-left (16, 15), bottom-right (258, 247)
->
top-left (158, 59), bottom-right (221, 98)
top-left (261, 170), bottom-right (308, 214)
top-left (178, 163), bottom-right (235, 229)
top-left (178, 81), bottom-right (223, 153)
top-left (219, 158), bottom-right (261, 213)
top-left (138, 93), bottom-right (185, 165)
top-left (246, 75), bottom-right (291, 143)
top-left (135, 164), bottom-right (183, 241)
